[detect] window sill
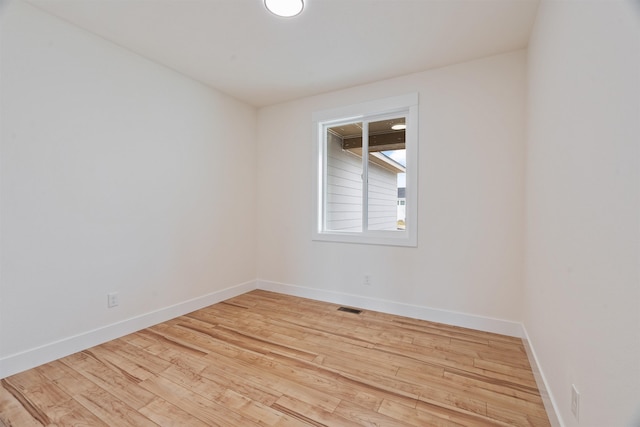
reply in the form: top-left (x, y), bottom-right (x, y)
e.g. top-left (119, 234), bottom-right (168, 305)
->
top-left (313, 231), bottom-right (417, 247)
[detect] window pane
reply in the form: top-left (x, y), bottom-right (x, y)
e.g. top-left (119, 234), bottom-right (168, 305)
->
top-left (367, 117), bottom-right (406, 231)
top-left (325, 122), bottom-right (363, 232)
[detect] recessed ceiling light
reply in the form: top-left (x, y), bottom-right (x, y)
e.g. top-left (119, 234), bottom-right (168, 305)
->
top-left (391, 124), bottom-right (406, 130)
top-left (265, 0), bottom-right (304, 17)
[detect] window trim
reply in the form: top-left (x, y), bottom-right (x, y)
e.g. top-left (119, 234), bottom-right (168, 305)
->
top-left (312, 93), bottom-right (419, 247)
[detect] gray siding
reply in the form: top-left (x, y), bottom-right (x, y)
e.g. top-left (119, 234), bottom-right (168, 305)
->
top-left (326, 136), bottom-right (398, 231)
top-left (368, 164), bottom-right (398, 231)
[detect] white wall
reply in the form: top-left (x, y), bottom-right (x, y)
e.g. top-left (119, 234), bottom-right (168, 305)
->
top-left (256, 51), bottom-right (526, 326)
top-left (524, 1), bottom-right (640, 426)
top-left (0, 0), bottom-right (257, 372)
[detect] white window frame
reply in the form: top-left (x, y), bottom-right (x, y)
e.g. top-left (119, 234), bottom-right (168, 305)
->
top-left (312, 93), bottom-right (419, 247)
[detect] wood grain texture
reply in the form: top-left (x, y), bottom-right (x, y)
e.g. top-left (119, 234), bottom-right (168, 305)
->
top-left (0, 290), bottom-right (550, 426)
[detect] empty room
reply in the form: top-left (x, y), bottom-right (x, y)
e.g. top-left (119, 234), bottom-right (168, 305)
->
top-left (1, 0), bottom-right (638, 426)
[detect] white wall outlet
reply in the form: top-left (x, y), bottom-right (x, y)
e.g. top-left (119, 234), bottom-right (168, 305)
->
top-left (107, 292), bottom-right (119, 308)
top-left (363, 275), bottom-right (371, 286)
top-left (571, 384), bottom-right (580, 420)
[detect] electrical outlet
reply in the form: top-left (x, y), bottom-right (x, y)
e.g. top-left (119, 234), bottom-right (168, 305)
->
top-left (571, 384), bottom-right (580, 420)
top-left (107, 292), bottom-right (119, 308)
top-left (363, 275), bottom-right (371, 286)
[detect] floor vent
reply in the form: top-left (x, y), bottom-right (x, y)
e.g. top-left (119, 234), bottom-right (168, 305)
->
top-left (337, 307), bottom-right (362, 314)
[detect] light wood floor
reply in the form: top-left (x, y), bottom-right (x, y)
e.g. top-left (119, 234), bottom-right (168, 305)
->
top-left (0, 290), bottom-right (550, 426)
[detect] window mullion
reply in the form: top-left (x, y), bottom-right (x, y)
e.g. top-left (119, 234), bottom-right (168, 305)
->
top-left (321, 125), bottom-right (329, 233)
top-left (362, 121), bottom-right (369, 232)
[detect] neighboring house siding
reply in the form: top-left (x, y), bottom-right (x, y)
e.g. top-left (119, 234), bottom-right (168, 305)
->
top-left (368, 165), bottom-right (398, 230)
top-left (397, 187), bottom-right (406, 222)
top-left (326, 134), bottom-right (362, 231)
top-left (326, 134), bottom-right (398, 231)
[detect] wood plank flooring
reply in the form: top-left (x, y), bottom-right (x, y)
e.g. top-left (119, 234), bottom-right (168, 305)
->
top-left (0, 290), bottom-right (550, 426)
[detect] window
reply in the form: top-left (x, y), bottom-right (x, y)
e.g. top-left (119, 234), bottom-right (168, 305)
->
top-left (313, 93), bottom-right (418, 246)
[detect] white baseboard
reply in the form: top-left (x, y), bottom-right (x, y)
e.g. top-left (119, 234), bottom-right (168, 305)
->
top-left (257, 279), bottom-right (523, 338)
top-left (521, 325), bottom-right (564, 427)
top-left (0, 280), bottom-right (257, 379)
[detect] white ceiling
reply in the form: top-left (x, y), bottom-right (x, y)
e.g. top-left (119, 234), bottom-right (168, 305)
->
top-left (26, 0), bottom-right (540, 107)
